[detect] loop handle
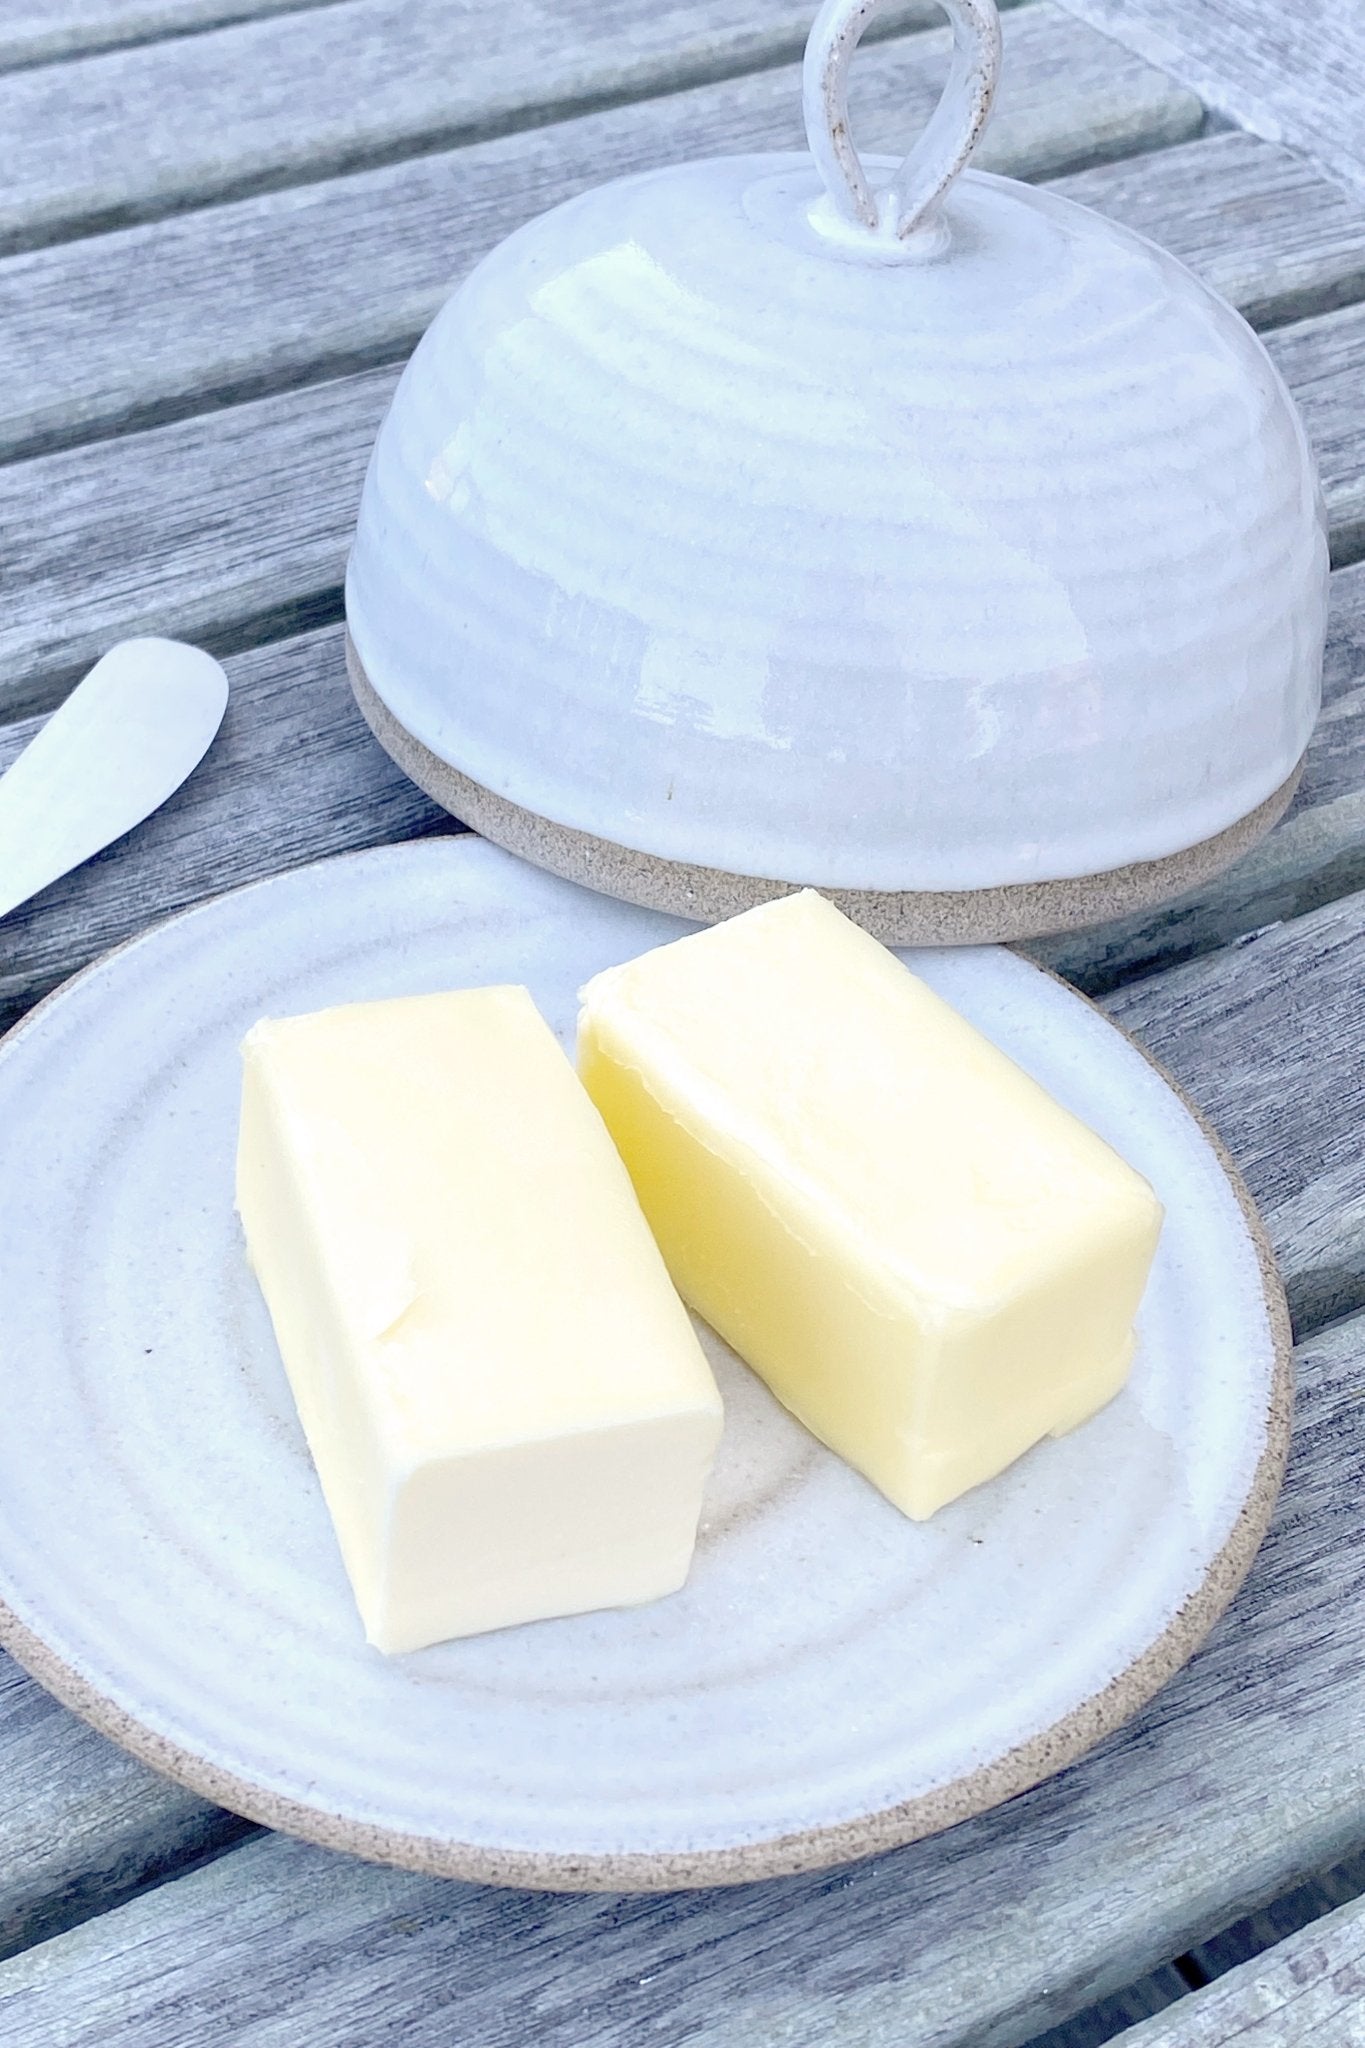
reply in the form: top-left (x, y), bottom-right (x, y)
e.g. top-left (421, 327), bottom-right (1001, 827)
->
top-left (803, 0), bottom-right (1001, 243)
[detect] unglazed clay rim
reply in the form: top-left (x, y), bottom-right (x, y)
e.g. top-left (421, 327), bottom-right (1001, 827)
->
top-left (0, 846), bottom-right (1293, 1893)
top-left (347, 632), bottom-right (1305, 947)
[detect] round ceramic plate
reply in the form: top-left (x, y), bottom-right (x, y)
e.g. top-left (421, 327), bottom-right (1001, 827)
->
top-left (0, 840), bottom-right (1289, 1890)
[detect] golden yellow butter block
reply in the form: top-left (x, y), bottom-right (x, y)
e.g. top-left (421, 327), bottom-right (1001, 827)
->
top-left (578, 892), bottom-right (1162, 1519)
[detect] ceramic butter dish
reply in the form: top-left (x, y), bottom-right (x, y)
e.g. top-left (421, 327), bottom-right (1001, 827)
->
top-left (346, 0), bottom-right (1328, 944)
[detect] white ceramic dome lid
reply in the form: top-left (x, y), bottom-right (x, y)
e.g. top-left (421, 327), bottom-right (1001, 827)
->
top-left (346, 0), bottom-right (1327, 900)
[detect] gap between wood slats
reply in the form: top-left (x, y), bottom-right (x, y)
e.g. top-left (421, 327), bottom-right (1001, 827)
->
top-left (0, 1810), bottom-right (259, 1967)
top-left (1014, 1933), bottom-right (1204, 2043)
top-left (1068, 1848), bottom-right (1365, 2048)
top-left (1017, 1967), bottom-right (1191, 2048)
top-left (1105, 1892), bottom-right (1365, 2046)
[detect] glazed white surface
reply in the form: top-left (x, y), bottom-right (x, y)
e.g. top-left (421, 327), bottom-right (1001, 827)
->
top-left (0, 840), bottom-right (1278, 1860)
top-left (347, 151), bottom-right (1327, 893)
top-left (0, 638), bottom-right (228, 921)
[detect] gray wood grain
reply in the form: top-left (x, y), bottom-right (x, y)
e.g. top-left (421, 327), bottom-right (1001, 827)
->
top-left (1032, 559), bottom-right (1365, 996)
top-left (1108, 898), bottom-right (1365, 1338)
top-left (1265, 301), bottom-right (1365, 567)
top-left (0, 0), bottom-right (1031, 254)
top-left (0, 365), bottom-right (393, 722)
top-left (1053, 133), bottom-right (1365, 333)
top-left (0, 5), bottom-right (1212, 462)
top-left (0, 1658), bottom-right (254, 1961)
top-left (0, 0), bottom-right (998, 74)
top-left (0, 0), bottom-right (343, 74)
top-left (1111, 1894), bottom-right (1365, 2044)
top-left (0, 888), bottom-right (1362, 2040)
top-left (1057, 0), bottom-right (1365, 207)
top-left (1, 270), bottom-right (1360, 726)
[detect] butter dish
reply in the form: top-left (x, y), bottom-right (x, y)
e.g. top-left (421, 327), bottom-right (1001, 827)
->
top-left (346, 0), bottom-right (1326, 943)
top-left (0, 840), bottom-right (1290, 1887)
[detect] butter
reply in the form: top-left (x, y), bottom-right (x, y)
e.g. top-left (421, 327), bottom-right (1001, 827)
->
top-left (237, 987), bottom-right (721, 1652)
top-left (578, 892), bottom-right (1162, 1520)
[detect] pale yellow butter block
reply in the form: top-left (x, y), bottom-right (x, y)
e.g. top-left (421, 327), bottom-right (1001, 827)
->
top-left (237, 987), bottom-right (721, 1652)
top-left (577, 892), bottom-right (1163, 1520)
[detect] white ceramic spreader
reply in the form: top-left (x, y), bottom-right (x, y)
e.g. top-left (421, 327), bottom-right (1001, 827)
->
top-left (346, 0), bottom-right (1328, 943)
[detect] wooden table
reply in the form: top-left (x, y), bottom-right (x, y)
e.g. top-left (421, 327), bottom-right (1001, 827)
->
top-left (0, 2), bottom-right (1363, 2042)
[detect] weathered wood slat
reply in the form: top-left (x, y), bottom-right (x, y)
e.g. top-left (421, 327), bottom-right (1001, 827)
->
top-left (1056, 132), bottom-right (1365, 330)
top-left (1056, 0), bottom-right (1365, 208)
top-left (0, 10), bottom-right (1216, 463)
top-left (0, 0), bottom-right (973, 74)
top-left (0, 366), bottom-right (390, 721)
top-left (1, 1241), bottom-right (1361, 2043)
top-left (1107, 902), bottom-right (1365, 1341)
top-left (0, 887), bottom-right (1362, 2034)
top-left (0, 0), bottom-right (338, 74)
top-left (0, 1655), bottom-right (254, 1962)
top-left (1264, 302), bottom-right (1365, 567)
top-left (1112, 1893), bottom-right (1365, 2044)
top-left (1032, 558), bottom-right (1365, 995)
top-left (0, 0), bottom-right (1035, 255)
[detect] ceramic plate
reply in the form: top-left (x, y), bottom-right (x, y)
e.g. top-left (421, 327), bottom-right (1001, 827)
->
top-left (0, 840), bottom-right (1289, 1889)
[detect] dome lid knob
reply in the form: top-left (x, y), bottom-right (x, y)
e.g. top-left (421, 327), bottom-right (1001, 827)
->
top-left (803, 0), bottom-right (1001, 248)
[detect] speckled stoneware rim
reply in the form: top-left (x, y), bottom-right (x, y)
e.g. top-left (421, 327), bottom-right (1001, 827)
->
top-left (0, 855), bottom-right (1293, 1893)
top-left (347, 632), bottom-right (1305, 948)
